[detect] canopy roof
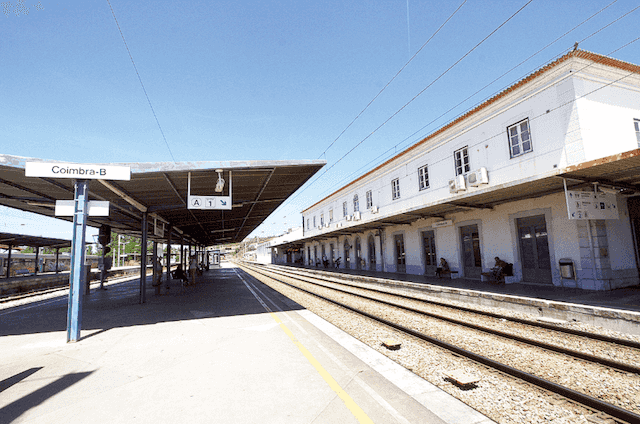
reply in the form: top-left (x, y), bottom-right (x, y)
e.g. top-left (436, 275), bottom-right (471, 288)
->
top-left (0, 231), bottom-right (72, 250)
top-left (0, 155), bottom-right (325, 246)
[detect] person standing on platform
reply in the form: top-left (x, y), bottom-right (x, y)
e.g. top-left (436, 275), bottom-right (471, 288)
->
top-left (152, 257), bottom-right (163, 287)
top-left (189, 254), bottom-right (197, 285)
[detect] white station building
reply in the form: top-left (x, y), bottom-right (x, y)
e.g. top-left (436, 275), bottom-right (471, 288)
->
top-left (279, 50), bottom-right (640, 291)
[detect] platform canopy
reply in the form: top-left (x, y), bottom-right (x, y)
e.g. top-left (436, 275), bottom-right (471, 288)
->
top-left (0, 154), bottom-right (325, 246)
top-left (0, 231), bottom-right (72, 250)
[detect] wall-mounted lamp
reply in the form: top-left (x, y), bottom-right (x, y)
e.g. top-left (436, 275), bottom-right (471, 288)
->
top-left (215, 169), bottom-right (225, 193)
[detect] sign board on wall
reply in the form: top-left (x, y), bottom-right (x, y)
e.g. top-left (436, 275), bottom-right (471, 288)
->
top-left (25, 162), bottom-right (131, 181)
top-left (565, 191), bottom-right (619, 220)
top-left (432, 219), bottom-right (453, 228)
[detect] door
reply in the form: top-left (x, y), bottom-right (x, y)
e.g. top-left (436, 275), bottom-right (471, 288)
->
top-left (627, 197), bottom-right (640, 273)
top-left (517, 215), bottom-right (552, 283)
top-left (368, 235), bottom-right (376, 271)
top-left (329, 243), bottom-right (335, 267)
top-left (460, 225), bottom-right (482, 279)
top-left (422, 230), bottom-right (437, 276)
top-left (344, 240), bottom-right (350, 269)
top-left (394, 234), bottom-right (406, 273)
top-left (355, 238), bottom-right (362, 270)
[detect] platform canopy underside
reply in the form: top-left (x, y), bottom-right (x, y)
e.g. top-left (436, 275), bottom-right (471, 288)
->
top-left (0, 155), bottom-right (325, 246)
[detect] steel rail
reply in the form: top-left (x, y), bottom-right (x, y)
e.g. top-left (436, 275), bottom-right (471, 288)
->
top-left (260, 264), bottom-right (640, 375)
top-left (270, 264), bottom-right (640, 350)
top-left (239, 262), bottom-right (640, 424)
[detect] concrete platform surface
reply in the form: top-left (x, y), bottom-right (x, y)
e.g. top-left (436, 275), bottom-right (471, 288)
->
top-left (0, 263), bottom-right (493, 424)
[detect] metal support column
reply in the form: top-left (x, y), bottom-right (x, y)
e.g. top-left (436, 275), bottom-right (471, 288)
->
top-left (165, 227), bottom-right (172, 291)
top-left (5, 243), bottom-right (12, 278)
top-left (34, 247), bottom-right (39, 275)
top-left (140, 212), bottom-right (148, 304)
top-left (55, 247), bottom-right (60, 274)
top-left (67, 179), bottom-right (89, 343)
top-left (180, 238), bottom-right (184, 269)
top-left (153, 242), bottom-right (160, 296)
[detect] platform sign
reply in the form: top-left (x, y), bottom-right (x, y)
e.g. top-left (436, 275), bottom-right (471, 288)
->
top-left (25, 162), bottom-right (131, 181)
top-left (188, 195), bottom-right (232, 210)
top-left (566, 191), bottom-right (619, 220)
top-left (55, 200), bottom-right (110, 216)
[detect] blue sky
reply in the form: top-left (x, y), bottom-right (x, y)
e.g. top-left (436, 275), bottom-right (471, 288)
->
top-left (1, 0), bottom-right (639, 241)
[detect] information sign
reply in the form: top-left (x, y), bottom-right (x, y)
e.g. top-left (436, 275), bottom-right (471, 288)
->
top-left (565, 191), bottom-right (619, 220)
top-left (188, 195), bottom-right (232, 210)
top-left (25, 162), bottom-right (131, 181)
top-left (55, 200), bottom-right (110, 216)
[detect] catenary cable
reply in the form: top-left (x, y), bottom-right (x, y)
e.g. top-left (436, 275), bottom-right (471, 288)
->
top-left (287, 0), bottom-right (534, 207)
top-left (305, 2), bottom-right (639, 204)
top-left (316, 0), bottom-right (467, 160)
top-left (106, 0), bottom-right (177, 163)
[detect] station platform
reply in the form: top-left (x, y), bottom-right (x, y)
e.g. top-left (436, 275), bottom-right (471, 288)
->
top-left (0, 263), bottom-right (493, 424)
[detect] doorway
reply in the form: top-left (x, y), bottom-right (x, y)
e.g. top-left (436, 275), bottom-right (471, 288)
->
top-left (516, 215), bottom-right (552, 284)
top-left (394, 234), bottom-right (406, 273)
top-left (368, 235), bottom-right (376, 271)
top-left (344, 239), bottom-right (350, 269)
top-left (422, 230), bottom-right (437, 276)
top-left (460, 224), bottom-right (482, 279)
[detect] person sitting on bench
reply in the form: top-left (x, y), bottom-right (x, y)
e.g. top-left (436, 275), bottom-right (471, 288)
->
top-left (435, 258), bottom-right (450, 278)
top-left (491, 257), bottom-right (508, 282)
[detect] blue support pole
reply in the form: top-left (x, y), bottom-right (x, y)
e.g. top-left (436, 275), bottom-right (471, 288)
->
top-left (67, 179), bottom-right (89, 343)
top-left (140, 212), bottom-right (148, 304)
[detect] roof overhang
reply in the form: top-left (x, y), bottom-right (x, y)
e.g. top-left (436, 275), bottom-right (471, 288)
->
top-left (281, 149), bottom-right (640, 246)
top-left (0, 155), bottom-right (325, 246)
top-left (0, 232), bottom-right (72, 249)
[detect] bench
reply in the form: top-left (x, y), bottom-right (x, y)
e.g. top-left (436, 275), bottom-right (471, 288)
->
top-left (14, 269), bottom-right (31, 276)
top-left (436, 269), bottom-right (459, 279)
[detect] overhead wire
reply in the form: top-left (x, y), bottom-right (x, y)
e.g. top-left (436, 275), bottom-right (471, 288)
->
top-left (290, 0), bottom-right (534, 206)
top-left (310, 1), bottom-right (638, 202)
top-left (316, 0), bottom-right (467, 160)
top-left (106, 0), bottom-right (176, 163)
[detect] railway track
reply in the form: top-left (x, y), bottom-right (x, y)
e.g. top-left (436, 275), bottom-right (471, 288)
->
top-left (238, 261), bottom-right (640, 424)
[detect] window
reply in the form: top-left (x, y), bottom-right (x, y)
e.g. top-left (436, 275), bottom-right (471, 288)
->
top-left (635, 119), bottom-right (640, 145)
top-left (320, 213), bottom-right (324, 227)
top-left (454, 147), bottom-right (470, 176)
top-left (418, 164), bottom-right (429, 190)
top-left (329, 209), bottom-right (333, 222)
top-left (366, 190), bottom-right (373, 209)
top-left (508, 119), bottom-right (533, 157)
top-left (343, 201), bottom-right (348, 217)
top-left (313, 216), bottom-right (316, 228)
top-left (306, 218), bottom-right (310, 230)
top-left (353, 194), bottom-right (359, 212)
top-left (392, 178), bottom-right (400, 200)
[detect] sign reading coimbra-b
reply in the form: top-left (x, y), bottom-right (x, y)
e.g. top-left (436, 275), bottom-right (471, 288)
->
top-left (25, 162), bottom-right (131, 181)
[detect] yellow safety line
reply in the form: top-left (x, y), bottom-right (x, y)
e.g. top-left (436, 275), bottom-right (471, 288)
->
top-left (269, 311), bottom-right (374, 424)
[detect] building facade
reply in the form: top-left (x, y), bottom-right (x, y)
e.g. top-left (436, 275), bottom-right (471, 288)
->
top-left (298, 50), bottom-right (640, 291)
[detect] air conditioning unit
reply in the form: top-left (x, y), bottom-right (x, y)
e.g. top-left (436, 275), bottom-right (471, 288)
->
top-left (325, 222), bottom-right (331, 228)
top-left (468, 167), bottom-right (489, 187)
top-left (371, 206), bottom-right (379, 214)
top-left (345, 215), bottom-right (352, 221)
top-left (448, 175), bottom-right (467, 193)
top-left (353, 211), bottom-right (361, 221)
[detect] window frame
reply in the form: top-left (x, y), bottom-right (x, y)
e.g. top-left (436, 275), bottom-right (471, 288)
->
top-left (343, 201), bottom-right (348, 217)
top-left (365, 190), bottom-right (373, 209)
top-left (453, 147), bottom-right (470, 176)
top-left (313, 216), bottom-right (316, 228)
top-left (418, 164), bottom-right (429, 191)
top-left (353, 194), bottom-right (359, 212)
top-left (391, 178), bottom-right (401, 200)
top-left (329, 209), bottom-right (333, 222)
top-left (634, 118), bottom-right (640, 145)
top-left (320, 213), bottom-right (324, 227)
top-left (507, 118), bottom-right (533, 158)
